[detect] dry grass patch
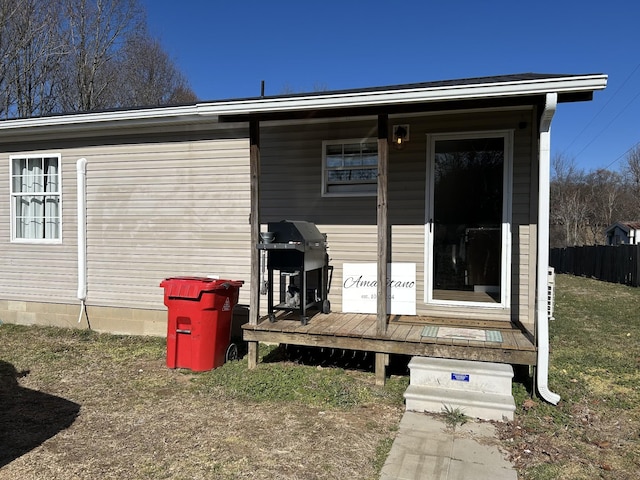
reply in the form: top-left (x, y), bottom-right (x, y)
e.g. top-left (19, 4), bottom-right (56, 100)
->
top-left (0, 326), bottom-right (405, 479)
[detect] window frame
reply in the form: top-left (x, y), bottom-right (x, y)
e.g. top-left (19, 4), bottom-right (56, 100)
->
top-left (10, 153), bottom-right (63, 244)
top-left (321, 138), bottom-right (378, 197)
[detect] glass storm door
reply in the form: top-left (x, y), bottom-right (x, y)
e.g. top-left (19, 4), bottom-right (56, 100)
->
top-left (426, 133), bottom-right (511, 306)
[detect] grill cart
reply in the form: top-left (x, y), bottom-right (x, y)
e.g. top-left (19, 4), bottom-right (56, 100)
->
top-left (257, 220), bottom-right (332, 325)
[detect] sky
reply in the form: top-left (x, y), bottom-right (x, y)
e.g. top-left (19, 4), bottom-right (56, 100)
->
top-left (142, 0), bottom-right (639, 173)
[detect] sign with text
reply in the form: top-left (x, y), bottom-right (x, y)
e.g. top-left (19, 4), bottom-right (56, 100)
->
top-left (342, 263), bottom-right (416, 315)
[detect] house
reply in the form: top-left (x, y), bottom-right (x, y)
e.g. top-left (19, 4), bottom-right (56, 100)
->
top-left (0, 73), bottom-right (607, 404)
top-left (605, 221), bottom-right (640, 245)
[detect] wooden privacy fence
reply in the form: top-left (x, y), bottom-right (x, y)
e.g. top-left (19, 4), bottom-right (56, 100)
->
top-left (550, 244), bottom-right (640, 287)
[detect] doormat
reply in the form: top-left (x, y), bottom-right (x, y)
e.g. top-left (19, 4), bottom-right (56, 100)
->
top-left (421, 326), bottom-right (503, 343)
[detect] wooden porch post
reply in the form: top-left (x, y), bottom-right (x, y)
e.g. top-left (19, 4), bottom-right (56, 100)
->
top-left (248, 119), bottom-right (261, 369)
top-left (376, 114), bottom-right (389, 385)
top-left (376, 114), bottom-right (389, 336)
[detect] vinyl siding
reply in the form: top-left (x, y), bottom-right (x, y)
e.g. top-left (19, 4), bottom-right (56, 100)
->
top-left (1, 108), bottom-right (541, 328)
top-left (0, 152), bottom-right (78, 304)
top-left (260, 108), bottom-right (537, 323)
top-left (0, 135), bottom-right (252, 311)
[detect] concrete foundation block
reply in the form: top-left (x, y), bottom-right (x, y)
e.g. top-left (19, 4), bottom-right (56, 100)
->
top-left (404, 357), bottom-right (516, 421)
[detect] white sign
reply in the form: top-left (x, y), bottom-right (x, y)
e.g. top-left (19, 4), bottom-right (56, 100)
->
top-left (342, 263), bottom-right (416, 315)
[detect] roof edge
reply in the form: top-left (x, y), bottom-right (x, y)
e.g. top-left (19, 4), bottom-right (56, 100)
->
top-left (0, 73), bottom-right (607, 135)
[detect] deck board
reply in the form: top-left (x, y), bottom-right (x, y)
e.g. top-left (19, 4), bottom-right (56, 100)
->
top-left (384, 321), bottom-right (401, 339)
top-left (243, 311), bottom-right (537, 365)
top-left (349, 315), bottom-right (377, 337)
top-left (390, 315), bottom-right (509, 330)
top-left (499, 331), bottom-right (518, 350)
top-left (306, 314), bottom-right (335, 334)
top-left (323, 314), bottom-right (353, 335)
top-left (361, 320), bottom-right (379, 338)
top-left (389, 324), bottom-right (412, 342)
top-left (331, 313), bottom-right (362, 336)
top-left (512, 329), bottom-right (535, 350)
top-left (405, 325), bottom-right (426, 343)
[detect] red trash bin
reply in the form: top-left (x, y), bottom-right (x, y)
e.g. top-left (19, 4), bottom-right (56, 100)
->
top-left (160, 277), bottom-right (244, 371)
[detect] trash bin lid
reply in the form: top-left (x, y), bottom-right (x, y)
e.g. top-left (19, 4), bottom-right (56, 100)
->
top-left (160, 277), bottom-right (244, 299)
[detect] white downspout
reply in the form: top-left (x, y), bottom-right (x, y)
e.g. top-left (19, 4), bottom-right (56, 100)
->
top-left (536, 93), bottom-right (560, 404)
top-left (77, 158), bottom-right (88, 324)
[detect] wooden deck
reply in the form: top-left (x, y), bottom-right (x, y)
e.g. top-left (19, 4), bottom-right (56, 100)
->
top-left (242, 311), bottom-right (537, 366)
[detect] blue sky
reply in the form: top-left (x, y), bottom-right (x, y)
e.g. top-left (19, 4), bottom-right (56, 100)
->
top-left (142, 0), bottom-right (639, 173)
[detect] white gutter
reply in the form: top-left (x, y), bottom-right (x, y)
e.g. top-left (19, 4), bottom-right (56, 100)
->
top-left (77, 158), bottom-right (88, 324)
top-left (0, 74), bottom-right (608, 134)
top-left (197, 75), bottom-right (609, 115)
top-left (536, 93), bottom-right (560, 404)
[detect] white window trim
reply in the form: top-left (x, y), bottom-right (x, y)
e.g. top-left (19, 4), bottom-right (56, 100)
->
top-left (321, 138), bottom-right (378, 197)
top-left (10, 153), bottom-right (63, 244)
top-left (424, 130), bottom-right (513, 309)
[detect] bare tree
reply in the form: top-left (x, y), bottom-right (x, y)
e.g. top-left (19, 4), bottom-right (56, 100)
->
top-left (0, 0), bottom-right (19, 117)
top-left (623, 144), bottom-right (640, 184)
top-left (0, 0), bottom-right (197, 116)
top-left (278, 82), bottom-right (329, 95)
top-left (116, 32), bottom-right (196, 107)
top-left (550, 149), bottom-right (640, 247)
top-left (550, 154), bottom-right (590, 246)
top-left (621, 144), bottom-right (640, 219)
top-left (584, 169), bottom-right (624, 244)
top-left (59, 0), bottom-right (144, 111)
top-left (6, 0), bottom-right (67, 117)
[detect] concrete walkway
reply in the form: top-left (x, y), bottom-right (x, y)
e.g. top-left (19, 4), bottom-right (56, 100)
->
top-left (380, 411), bottom-right (517, 480)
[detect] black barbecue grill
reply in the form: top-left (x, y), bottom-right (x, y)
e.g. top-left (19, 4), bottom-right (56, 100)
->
top-left (257, 220), bottom-right (332, 325)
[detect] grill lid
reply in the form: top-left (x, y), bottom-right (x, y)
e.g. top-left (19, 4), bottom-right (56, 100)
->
top-left (267, 220), bottom-right (325, 245)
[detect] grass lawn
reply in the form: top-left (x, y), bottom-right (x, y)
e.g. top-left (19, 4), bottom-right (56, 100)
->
top-left (497, 274), bottom-right (640, 479)
top-left (1, 274), bottom-right (639, 479)
top-left (0, 325), bottom-right (406, 479)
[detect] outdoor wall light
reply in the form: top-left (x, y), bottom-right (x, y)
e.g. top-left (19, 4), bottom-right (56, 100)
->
top-left (392, 124), bottom-right (409, 149)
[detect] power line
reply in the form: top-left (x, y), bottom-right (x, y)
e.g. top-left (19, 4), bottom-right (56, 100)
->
top-left (566, 63), bottom-right (640, 154)
top-left (602, 140), bottom-right (640, 171)
top-left (574, 87), bottom-right (640, 160)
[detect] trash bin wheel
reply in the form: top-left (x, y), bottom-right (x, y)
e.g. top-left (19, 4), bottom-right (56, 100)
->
top-left (300, 316), bottom-right (308, 326)
top-left (322, 299), bottom-right (331, 314)
top-left (225, 343), bottom-right (239, 362)
top-left (268, 313), bottom-right (276, 323)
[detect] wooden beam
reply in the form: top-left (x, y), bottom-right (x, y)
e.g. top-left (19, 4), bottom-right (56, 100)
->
top-left (375, 353), bottom-right (389, 386)
top-left (242, 329), bottom-right (537, 366)
top-left (218, 95), bottom-right (547, 124)
top-left (377, 115), bottom-right (389, 336)
top-left (248, 119), bottom-right (261, 369)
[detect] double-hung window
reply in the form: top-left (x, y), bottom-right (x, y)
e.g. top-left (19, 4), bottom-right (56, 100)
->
top-left (10, 154), bottom-right (61, 242)
top-left (322, 139), bottom-right (377, 195)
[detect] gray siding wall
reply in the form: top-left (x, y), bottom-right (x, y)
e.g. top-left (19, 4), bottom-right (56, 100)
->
top-left (0, 135), bottom-right (252, 311)
top-left (260, 108), bottom-right (537, 323)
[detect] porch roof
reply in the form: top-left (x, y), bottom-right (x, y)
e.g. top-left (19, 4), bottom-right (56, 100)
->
top-left (0, 72), bottom-right (607, 141)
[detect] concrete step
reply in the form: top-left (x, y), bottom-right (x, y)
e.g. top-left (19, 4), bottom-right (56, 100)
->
top-left (404, 384), bottom-right (516, 421)
top-left (404, 357), bottom-right (515, 421)
top-left (408, 357), bottom-right (514, 395)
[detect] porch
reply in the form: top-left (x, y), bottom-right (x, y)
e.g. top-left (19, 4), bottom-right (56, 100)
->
top-left (242, 311), bottom-right (536, 384)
